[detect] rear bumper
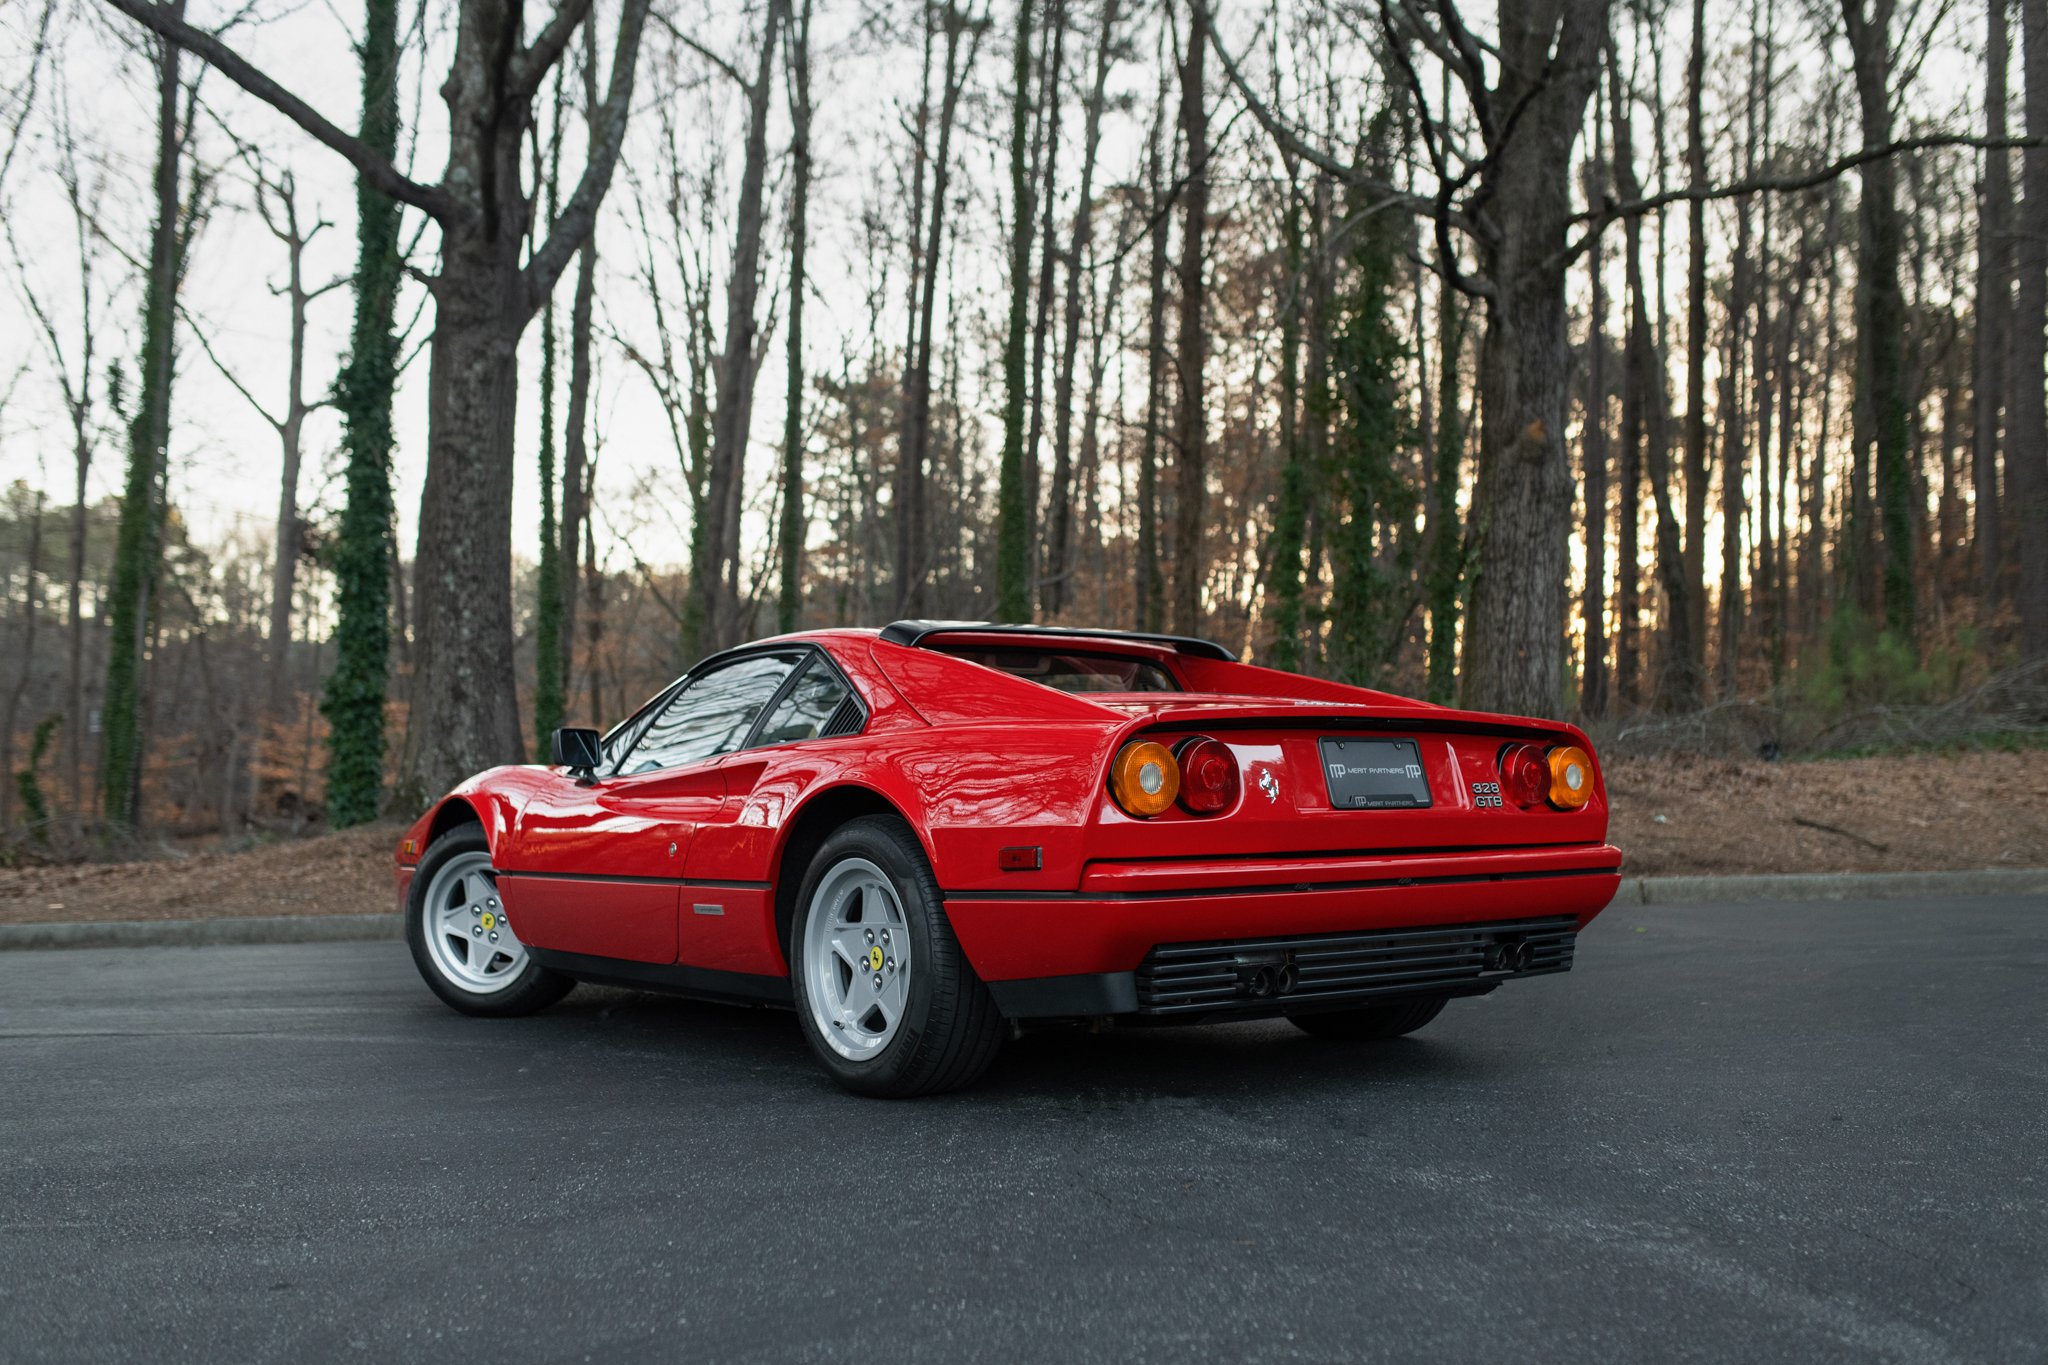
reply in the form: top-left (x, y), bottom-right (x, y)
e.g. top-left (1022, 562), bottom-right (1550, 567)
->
top-left (949, 844), bottom-right (1620, 1019)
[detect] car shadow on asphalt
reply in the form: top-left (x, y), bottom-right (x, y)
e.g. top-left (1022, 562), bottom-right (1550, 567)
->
top-left (524, 985), bottom-right (1501, 1102)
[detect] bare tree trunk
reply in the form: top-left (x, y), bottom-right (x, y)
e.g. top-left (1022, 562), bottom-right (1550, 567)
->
top-left (1678, 0), bottom-right (1710, 702)
top-left (895, 5), bottom-right (978, 616)
top-left (1582, 91), bottom-right (1610, 717)
top-left (995, 0), bottom-right (1037, 622)
top-left (1610, 37), bottom-right (1694, 707)
top-left (1456, 0), bottom-right (1609, 715)
top-left (1171, 0), bottom-right (1208, 636)
top-left (1137, 74), bottom-right (1169, 633)
top-left (701, 0), bottom-right (787, 651)
top-left (778, 0), bottom-right (813, 634)
top-left (1843, 0), bottom-right (1915, 638)
top-left (561, 25), bottom-right (598, 707)
top-left (1043, 0), bottom-right (1118, 617)
top-left (1976, 0), bottom-right (2014, 610)
top-left (1023, 0), bottom-right (1065, 580)
top-left (1717, 187), bottom-right (1754, 694)
top-left (1, 492), bottom-right (44, 834)
top-left (2013, 0), bottom-right (2048, 654)
top-left (1608, 48), bottom-right (1640, 706)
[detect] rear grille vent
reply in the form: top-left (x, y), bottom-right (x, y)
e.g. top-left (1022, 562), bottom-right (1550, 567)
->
top-left (1133, 916), bottom-right (1578, 1017)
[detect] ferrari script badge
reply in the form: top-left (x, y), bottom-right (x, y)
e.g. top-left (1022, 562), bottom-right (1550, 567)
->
top-left (1256, 767), bottom-right (1279, 803)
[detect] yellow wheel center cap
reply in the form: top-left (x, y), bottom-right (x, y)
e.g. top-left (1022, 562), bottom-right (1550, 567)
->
top-left (480, 912), bottom-right (498, 931)
top-left (867, 946), bottom-right (885, 971)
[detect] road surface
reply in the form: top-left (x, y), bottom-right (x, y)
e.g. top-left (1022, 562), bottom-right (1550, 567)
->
top-left (2, 897), bottom-right (2042, 1362)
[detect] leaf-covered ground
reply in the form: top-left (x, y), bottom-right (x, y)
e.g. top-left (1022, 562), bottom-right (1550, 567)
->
top-left (1, 750), bottom-right (2042, 924)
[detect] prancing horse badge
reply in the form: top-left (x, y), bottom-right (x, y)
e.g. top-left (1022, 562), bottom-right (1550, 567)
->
top-left (1256, 767), bottom-right (1280, 803)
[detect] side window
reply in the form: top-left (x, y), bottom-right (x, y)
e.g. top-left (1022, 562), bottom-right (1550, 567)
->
top-left (617, 654), bottom-right (799, 774)
top-left (600, 685), bottom-right (677, 770)
top-left (754, 659), bottom-right (854, 747)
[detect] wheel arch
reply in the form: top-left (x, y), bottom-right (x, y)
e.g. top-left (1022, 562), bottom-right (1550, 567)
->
top-left (418, 790), bottom-right (518, 864)
top-left (772, 784), bottom-right (926, 960)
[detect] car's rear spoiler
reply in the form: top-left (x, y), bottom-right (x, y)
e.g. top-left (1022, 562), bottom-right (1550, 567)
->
top-left (877, 619), bottom-right (1237, 661)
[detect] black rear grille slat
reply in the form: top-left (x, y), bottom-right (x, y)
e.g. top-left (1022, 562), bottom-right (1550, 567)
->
top-left (1133, 916), bottom-right (1579, 1016)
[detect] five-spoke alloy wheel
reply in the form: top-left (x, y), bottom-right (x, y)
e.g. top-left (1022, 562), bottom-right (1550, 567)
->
top-left (801, 857), bottom-right (913, 1060)
top-left (788, 816), bottom-right (1002, 1097)
top-left (405, 826), bottom-right (573, 1017)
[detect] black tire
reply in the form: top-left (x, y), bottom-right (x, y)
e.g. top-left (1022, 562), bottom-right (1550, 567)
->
top-left (405, 825), bottom-right (574, 1017)
top-left (788, 815), bottom-right (1003, 1098)
top-left (1288, 994), bottom-right (1448, 1041)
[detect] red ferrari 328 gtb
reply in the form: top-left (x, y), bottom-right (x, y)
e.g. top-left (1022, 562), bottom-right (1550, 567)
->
top-left (397, 622), bottom-right (1622, 1096)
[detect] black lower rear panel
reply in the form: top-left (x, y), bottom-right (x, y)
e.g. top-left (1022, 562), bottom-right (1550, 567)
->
top-left (1133, 915), bottom-right (1578, 1017)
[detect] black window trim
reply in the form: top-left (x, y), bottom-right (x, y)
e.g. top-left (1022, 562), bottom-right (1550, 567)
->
top-left (603, 643), bottom-right (868, 778)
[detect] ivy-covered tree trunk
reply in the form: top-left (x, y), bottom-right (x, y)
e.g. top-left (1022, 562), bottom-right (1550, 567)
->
top-left (100, 12), bottom-right (182, 832)
top-left (319, 0), bottom-right (401, 828)
top-left (995, 0), bottom-right (1035, 624)
top-left (110, 0), bottom-right (651, 813)
top-left (1324, 139), bottom-right (1412, 688)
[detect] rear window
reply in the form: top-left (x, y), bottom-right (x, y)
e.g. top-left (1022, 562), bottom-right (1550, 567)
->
top-left (942, 647), bottom-right (1181, 693)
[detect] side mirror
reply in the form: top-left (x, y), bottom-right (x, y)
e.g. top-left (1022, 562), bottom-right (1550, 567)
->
top-left (551, 727), bottom-right (603, 780)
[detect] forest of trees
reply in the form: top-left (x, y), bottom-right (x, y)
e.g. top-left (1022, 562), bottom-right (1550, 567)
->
top-left (0, 0), bottom-right (2043, 846)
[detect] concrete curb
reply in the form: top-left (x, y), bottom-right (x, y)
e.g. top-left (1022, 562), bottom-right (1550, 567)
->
top-left (0, 913), bottom-right (402, 951)
top-left (1615, 868), bottom-right (2048, 905)
top-left (3, 869), bottom-right (2044, 951)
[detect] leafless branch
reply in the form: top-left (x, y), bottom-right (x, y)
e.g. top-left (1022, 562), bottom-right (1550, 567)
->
top-left (96, 0), bottom-right (456, 220)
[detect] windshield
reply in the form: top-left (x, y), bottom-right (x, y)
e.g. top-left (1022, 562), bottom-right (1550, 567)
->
top-left (941, 647), bottom-right (1181, 693)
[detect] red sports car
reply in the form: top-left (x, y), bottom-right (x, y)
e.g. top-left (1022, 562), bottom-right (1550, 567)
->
top-left (397, 622), bottom-right (1621, 1096)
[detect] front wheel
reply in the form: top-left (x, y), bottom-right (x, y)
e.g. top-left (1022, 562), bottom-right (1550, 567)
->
top-left (405, 826), bottom-right (573, 1017)
top-left (789, 816), bottom-right (1003, 1098)
top-left (1288, 994), bottom-right (1448, 1041)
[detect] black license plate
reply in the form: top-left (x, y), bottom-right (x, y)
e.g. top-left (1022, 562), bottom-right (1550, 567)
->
top-left (1319, 738), bottom-right (1431, 810)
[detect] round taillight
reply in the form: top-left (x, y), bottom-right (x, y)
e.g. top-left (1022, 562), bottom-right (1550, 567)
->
top-left (1175, 736), bottom-right (1240, 814)
top-left (1499, 743), bottom-right (1550, 808)
top-left (1547, 745), bottom-right (1594, 809)
top-left (1110, 740), bottom-right (1180, 817)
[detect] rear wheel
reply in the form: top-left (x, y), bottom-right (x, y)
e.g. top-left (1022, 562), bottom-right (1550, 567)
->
top-left (1288, 994), bottom-right (1448, 1041)
top-left (405, 826), bottom-right (573, 1017)
top-left (789, 816), bottom-right (1002, 1097)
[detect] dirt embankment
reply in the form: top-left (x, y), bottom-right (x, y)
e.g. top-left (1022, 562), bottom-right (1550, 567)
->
top-left (1, 752), bottom-right (2041, 925)
top-left (1603, 750), bottom-right (2047, 876)
top-left (0, 825), bottom-right (401, 925)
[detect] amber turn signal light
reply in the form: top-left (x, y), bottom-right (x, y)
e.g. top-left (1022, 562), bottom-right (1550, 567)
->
top-left (1546, 745), bottom-right (1593, 809)
top-left (1110, 740), bottom-right (1180, 817)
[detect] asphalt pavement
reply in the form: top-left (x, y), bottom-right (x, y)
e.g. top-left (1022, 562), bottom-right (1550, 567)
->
top-left (2, 896), bottom-right (2043, 1364)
